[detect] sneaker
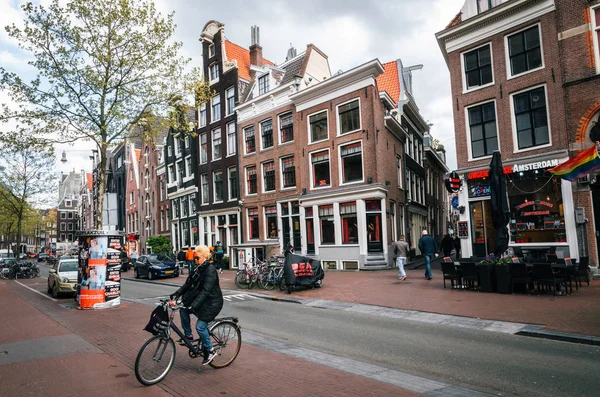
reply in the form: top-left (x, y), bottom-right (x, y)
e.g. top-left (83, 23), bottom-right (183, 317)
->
top-left (176, 336), bottom-right (193, 346)
top-left (202, 349), bottom-right (217, 365)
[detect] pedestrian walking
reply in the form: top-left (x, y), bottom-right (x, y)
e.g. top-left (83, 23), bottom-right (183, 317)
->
top-left (440, 234), bottom-right (454, 258)
top-left (186, 246), bottom-right (195, 275)
top-left (131, 249), bottom-right (139, 268)
top-left (418, 230), bottom-right (438, 280)
top-left (214, 241), bottom-right (224, 273)
top-left (453, 235), bottom-right (461, 259)
top-left (393, 235), bottom-right (409, 281)
top-left (177, 248), bottom-right (186, 274)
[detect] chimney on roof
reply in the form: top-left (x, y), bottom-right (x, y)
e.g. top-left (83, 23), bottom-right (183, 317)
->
top-left (285, 44), bottom-right (297, 62)
top-left (249, 26), bottom-right (262, 80)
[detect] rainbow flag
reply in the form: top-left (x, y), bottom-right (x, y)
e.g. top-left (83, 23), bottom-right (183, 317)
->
top-left (549, 145), bottom-right (600, 181)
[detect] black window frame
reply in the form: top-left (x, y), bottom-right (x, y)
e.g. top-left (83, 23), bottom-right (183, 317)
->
top-left (281, 156), bottom-right (296, 188)
top-left (258, 74), bottom-right (269, 95)
top-left (263, 161), bottom-right (275, 192)
top-left (244, 126), bottom-right (255, 154)
top-left (340, 142), bottom-right (363, 183)
top-left (508, 25), bottom-right (542, 76)
top-left (311, 150), bottom-right (330, 188)
top-left (261, 119), bottom-right (273, 150)
top-left (247, 166), bottom-right (257, 194)
top-left (463, 44), bottom-right (493, 89)
top-left (338, 99), bottom-right (361, 134)
top-left (279, 112), bottom-right (294, 143)
top-left (513, 86), bottom-right (549, 150)
top-left (467, 101), bottom-right (498, 158)
top-left (309, 111), bottom-right (328, 143)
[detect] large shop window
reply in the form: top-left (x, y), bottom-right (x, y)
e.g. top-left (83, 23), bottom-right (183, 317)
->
top-left (309, 111), bottom-right (328, 143)
top-left (279, 112), bottom-right (293, 143)
top-left (507, 25), bottom-right (542, 76)
top-left (464, 44), bottom-right (492, 89)
top-left (311, 150), bottom-right (330, 187)
top-left (248, 208), bottom-right (259, 239)
top-left (340, 142), bottom-right (363, 183)
top-left (340, 202), bottom-right (358, 244)
top-left (319, 205), bottom-right (335, 244)
top-left (265, 205), bottom-right (277, 238)
top-left (468, 102), bottom-right (498, 158)
top-left (338, 99), bottom-right (360, 134)
top-left (513, 86), bottom-right (549, 150)
top-left (508, 171), bottom-right (564, 244)
top-left (305, 207), bottom-right (315, 254)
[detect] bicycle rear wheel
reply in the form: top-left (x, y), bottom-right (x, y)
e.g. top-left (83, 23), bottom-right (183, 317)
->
top-left (209, 321), bottom-right (241, 368)
top-left (235, 271), bottom-right (249, 289)
top-left (134, 335), bottom-right (176, 386)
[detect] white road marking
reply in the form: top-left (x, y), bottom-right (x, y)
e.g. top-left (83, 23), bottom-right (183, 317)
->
top-left (223, 293), bottom-right (258, 302)
top-left (15, 280), bottom-right (57, 302)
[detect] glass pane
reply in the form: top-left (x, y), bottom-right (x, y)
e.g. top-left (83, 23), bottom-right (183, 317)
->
top-left (524, 27), bottom-right (540, 50)
top-left (516, 113), bottom-right (531, 131)
top-left (514, 93), bottom-right (530, 113)
top-left (471, 124), bottom-right (483, 141)
top-left (486, 137), bottom-right (498, 153)
top-left (534, 126), bottom-right (549, 145)
top-left (530, 88), bottom-right (546, 108)
top-left (480, 65), bottom-right (492, 85)
top-left (527, 49), bottom-right (542, 69)
top-left (484, 121), bottom-right (497, 138)
top-left (472, 140), bottom-right (485, 158)
top-left (518, 130), bottom-right (533, 149)
top-left (479, 46), bottom-right (491, 65)
top-left (466, 70), bottom-right (480, 88)
top-left (482, 103), bottom-right (495, 122)
top-left (511, 53), bottom-right (527, 75)
top-left (469, 107), bottom-right (482, 125)
top-left (464, 51), bottom-right (478, 71)
top-left (343, 154), bottom-right (363, 182)
top-left (508, 34), bottom-right (524, 56)
top-left (533, 108), bottom-right (548, 128)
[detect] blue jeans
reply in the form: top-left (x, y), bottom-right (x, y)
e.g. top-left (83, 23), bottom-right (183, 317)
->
top-left (180, 309), bottom-right (212, 351)
top-left (424, 255), bottom-right (432, 279)
top-left (396, 257), bottom-right (406, 277)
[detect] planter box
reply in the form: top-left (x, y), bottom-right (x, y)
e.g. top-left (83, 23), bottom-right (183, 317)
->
top-left (478, 263), bottom-right (496, 293)
top-left (496, 265), bottom-right (511, 294)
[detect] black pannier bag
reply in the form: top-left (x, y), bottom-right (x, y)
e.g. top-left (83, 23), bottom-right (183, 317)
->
top-left (144, 305), bottom-right (169, 335)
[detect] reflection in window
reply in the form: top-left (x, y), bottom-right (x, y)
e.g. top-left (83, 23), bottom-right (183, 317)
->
top-left (319, 205), bottom-right (334, 244)
top-left (309, 111), bottom-right (328, 143)
top-left (338, 100), bottom-right (360, 134)
top-left (514, 86), bottom-right (548, 150)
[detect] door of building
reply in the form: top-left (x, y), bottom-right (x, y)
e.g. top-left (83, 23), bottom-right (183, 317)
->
top-left (469, 200), bottom-right (497, 258)
top-left (366, 213), bottom-right (383, 253)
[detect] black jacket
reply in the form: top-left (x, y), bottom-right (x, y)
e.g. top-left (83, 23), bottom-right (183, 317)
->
top-left (177, 251), bottom-right (186, 262)
top-left (175, 261), bottom-right (223, 322)
top-left (440, 236), bottom-right (454, 253)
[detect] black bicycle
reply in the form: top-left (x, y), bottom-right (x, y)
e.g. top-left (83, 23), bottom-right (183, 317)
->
top-left (134, 299), bottom-right (242, 386)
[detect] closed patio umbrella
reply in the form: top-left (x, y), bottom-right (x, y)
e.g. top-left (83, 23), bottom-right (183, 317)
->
top-left (489, 151), bottom-right (510, 256)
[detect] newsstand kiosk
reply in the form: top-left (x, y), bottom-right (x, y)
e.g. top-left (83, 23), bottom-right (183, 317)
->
top-left (75, 230), bottom-right (125, 310)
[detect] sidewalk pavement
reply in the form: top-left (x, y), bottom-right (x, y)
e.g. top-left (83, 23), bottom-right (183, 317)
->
top-left (123, 260), bottom-right (600, 340)
top-left (1, 278), bottom-right (424, 397)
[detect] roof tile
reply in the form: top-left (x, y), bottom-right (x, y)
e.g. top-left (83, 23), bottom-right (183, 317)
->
top-left (376, 61), bottom-right (400, 104)
top-left (446, 12), bottom-right (462, 28)
top-left (224, 40), bottom-right (274, 82)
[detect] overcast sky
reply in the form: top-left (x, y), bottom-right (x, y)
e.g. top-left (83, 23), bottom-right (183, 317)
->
top-left (1, 0), bottom-right (464, 177)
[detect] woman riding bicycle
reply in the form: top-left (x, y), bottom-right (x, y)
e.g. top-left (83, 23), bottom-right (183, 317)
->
top-left (170, 245), bottom-right (223, 365)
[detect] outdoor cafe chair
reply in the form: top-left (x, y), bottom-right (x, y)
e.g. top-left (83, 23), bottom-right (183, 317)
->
top-left (510, 261), bottom-right (533, 294)
top-left (546, 253), bottom-right (558, 264)
top-left (532, 263), bottom-right (565, 296)
top-left (574, 257), bottom-right (590, 288)
top-left (441, 261), bottom-right (461, 289)
top-left (459, 262), bottom-right (479, 291)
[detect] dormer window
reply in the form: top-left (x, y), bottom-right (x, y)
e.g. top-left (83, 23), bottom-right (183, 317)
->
top-left (258, 74), bottom-right (269, 95)
top-left (208, 43), bottom-right (215, 58)
top-left (477, 0), bottom-right (493, 13)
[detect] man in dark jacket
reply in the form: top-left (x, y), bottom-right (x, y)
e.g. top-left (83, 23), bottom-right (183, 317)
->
top-left (440, 234), bottom-right (454, 258)
top-left (418, 230), bottom-right (438, 280)
top-left (177, 248), bottom-right (186, 275)
top-left (170, 245), bottom-right (223, 365)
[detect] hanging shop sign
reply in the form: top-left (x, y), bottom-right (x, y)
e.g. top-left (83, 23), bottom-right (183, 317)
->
top-left (457, 221), bottom-right (469, 239)
top-left (451, 195), bottom-right (459, 209)
top-left (467, 158), bottom-right (562, 180)
top-left (445, 172), bottom-right (462, 193)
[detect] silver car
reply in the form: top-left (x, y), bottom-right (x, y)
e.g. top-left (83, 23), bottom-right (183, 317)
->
top-left (47, 259), bottom-right (78, 298)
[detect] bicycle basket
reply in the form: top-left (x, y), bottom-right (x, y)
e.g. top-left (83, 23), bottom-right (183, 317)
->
top-left (144, 305), bottom-right (169, 335)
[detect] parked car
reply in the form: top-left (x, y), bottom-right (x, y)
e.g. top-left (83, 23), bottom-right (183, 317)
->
top-left (19, 253), bottom-right (28, 260)
top-left (134, 254), bottom-right (179, 280)
top-left (28, 253), bottom-right (37, 259)
top-left (37, 253), bottom-right (49, 262)
top-left (47, 258), bottom-right (78, 298)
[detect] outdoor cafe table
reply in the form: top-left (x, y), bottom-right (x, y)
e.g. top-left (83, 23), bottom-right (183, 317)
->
top-left (525, 262), bottom-right (577, 295)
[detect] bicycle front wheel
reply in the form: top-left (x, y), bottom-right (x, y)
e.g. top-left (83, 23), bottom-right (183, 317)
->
top-left (134, 335), bottom-right (176, 386)
top-left (209, 321), bottom-right (241, 368)
top-left (235, 271), bottom-right (249, 289)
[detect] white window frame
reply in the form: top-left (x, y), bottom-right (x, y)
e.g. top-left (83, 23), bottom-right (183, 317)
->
top-left (184, 155), bottom-right (193, 182)
top-left (60, 212), bottom-right (66, 219)
top-left (258, 74), bottom-right (269, 95)
top-left (279, 156), bottom-right (296, 191)
top-left (259, 118), bottom-right (274, 151)
top-left (167, 164), bottom-right (176, 186)
top-left (130, 191), bottom-right (134, 204)
top-left (226, 86), bottom-right (235, 116)
top-left (213, 170), bottom-right (224, 203)
top-left (199, 132), bottom-right (208, 164)
top-left (335, 97), bottom-right (362, 136)
top-left (211, 94), bottom-right (221, 123)
top-left (504, 23), bottom-right (545, 80)
top-left (199, 103), bottom-right (207, 128)
top-left (244, 126), bottom-right (256, 155)
top-left (460, 42), bottom-right (495, 93)
top-left (209, 62), bottom-right (219, 84)
top-left (201, 174), bottom-right (209, 205)
top-left (463, 99), bottom-right (500, 162)
top-left (277, 111), bottom-right (294, 145)
top-left (261, 160), bottom-right (276, 193)
top-left (226, 122), bottom-right (236, 157)
top-left (307, 109), bottom-right (329, 144)
top-left (184, 135), bottom-right (190, 149)
top-left (167, 145), bottom-right (172, 157)
top-left (212, 128), bottom-right (222, 161)
top-left (247, 207), bottom-right (259, 240)
top-left (208, 43), bottom-right (215, 58)
top-left (592, 4), bottom-right (600, 74)
top-left (189, 193), bottom-right (196, 215)
top-left (396, 155), bottom-right (403, 189)
top-left (65, 200), bottom-right (72, 207)
top-left (338, 140), bottom-right (364, 186)
top-left (263, 205), bottom-right (278, 240)
top-left (509, 83), bottom-right (552, 154)
top-left (245, 165), bottom-right (258, 196)
top-left (228, 166), bottom-right (238, 201)
top-left (174, 138), bottom-right (181, 156)
top-left (309, 148), bottom-right (331, 190)
top-left (60, 233), bottom-right (66, 241)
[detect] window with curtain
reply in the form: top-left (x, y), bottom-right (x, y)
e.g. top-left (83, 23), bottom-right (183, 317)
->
top-left (227, 122), bottom-right (236, 156)
top-left (340, 202), bottom-right (358, 244)
top-left (265, 206), bottom-right (277, 238)
top-left (281, 156), bottom-right (296, 188)
top-left (199, 103), bottom-right (207, 127)
top-left (340, 142), bottom-right (363, 183)
top-left (279, 112), bottom-right (293, 143)
top-left (200, 133), bottom-right (208, 164)
top-left (247, 166), bottom-right (257, 194)
top-left (248, 208), bottom-right (259, 239)
top-left (305, 207), bottom-right (314, 254)
top-left (245, 126), bottom-right (255, 154)
top-left (212, 128), bottom-right (222, 160)
top-left (211, 94), bottom-right (221, 122)
top-left (201, 174), bottom-right (209, 204)
top-left (319, 205), bottom-right (335, 244)
top-left (311, 150), bottom-right (330, 187)
top-left (261, 119), bottom-right (273, 149)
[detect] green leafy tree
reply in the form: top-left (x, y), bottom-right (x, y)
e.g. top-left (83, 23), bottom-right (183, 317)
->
top-left (0, 143), bottom-right (55, 255)
top-left (0, 0), bottom-right (197, 227)
top-left (146, 235), bottom-right (172, 257)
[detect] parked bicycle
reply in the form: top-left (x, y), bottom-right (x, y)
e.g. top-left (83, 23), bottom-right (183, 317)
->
top-left (135, 299), bottom-right (242, 386)
top-left (0, 261), bottom-right (39, 279)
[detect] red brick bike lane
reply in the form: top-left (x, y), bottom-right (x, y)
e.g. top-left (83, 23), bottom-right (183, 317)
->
top-left (4, 277), bottom-right (424, 397)
top-left (124, 267), bottom-right (600, 337)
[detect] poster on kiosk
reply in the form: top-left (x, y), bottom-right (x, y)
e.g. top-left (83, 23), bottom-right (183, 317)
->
top-left (76, 231), bottom-right (124, 309)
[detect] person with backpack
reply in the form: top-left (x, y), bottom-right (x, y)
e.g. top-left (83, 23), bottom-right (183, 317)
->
top-left (214, 241), bottom-right (224, 274)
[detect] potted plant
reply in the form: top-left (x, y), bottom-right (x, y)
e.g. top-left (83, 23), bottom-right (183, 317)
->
top-left (478, 254), bottom-right (497, 293)
top-left (495, 257), bottom-right (512, 294)
top-left (554, 232), bottom-right (560, 243)
top-left (458, 205), bottom-right (466, 215)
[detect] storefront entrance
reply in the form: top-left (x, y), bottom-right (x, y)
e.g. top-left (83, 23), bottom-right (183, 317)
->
top-left (469, 200), bottom-right (497, 258)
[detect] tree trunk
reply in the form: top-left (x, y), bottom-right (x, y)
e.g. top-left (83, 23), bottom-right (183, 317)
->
top-left (95, 145), bottom-right (108, 228)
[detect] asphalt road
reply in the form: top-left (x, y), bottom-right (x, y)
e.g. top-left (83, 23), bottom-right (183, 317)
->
top-left (118, 278), bottom-right (600, 397)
